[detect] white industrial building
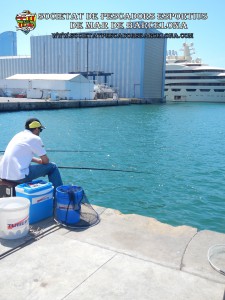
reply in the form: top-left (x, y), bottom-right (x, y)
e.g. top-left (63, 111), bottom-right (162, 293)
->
top-left (0, 28), bottom-right (166, 102)
top-left (0, 73), bottom-right (93, 99)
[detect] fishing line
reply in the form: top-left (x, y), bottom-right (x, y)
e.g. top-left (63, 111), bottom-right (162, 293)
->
top-left (58, 165), bottom-right (149, 174)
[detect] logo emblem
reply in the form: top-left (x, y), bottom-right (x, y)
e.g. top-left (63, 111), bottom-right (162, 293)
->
top-left (15, 10), bottom-right (36, 35)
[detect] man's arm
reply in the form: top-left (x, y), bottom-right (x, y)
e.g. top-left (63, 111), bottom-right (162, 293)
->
top-left (32, 154), bottom-right (49, 164)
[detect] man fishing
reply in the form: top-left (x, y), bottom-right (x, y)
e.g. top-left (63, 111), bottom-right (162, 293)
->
top-left (0, 117), bottom-right (63, 194)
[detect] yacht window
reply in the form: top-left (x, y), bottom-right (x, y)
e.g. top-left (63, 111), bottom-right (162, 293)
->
top-left (214, 89), bottom-right (225, 92)
top-left (186, 89), bottom-right (196, 92)
top-left (166, 69), bottom-right (225, 74)
top-left (200, 89), bottom-right (210, 92)
top-left (166, 76), bottom-right (224, 80)
top-left (171, 89), bottom-right (180, 92)
top-left (166, 83), bottom-right (225, 87)
top-left (164, 88), bottom-right (168, 91)
top-left (174, 96), bottom-right (181, 100)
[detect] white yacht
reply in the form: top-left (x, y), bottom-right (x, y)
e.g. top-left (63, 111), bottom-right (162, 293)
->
top-left (165, 43), bottom-right (225, 102)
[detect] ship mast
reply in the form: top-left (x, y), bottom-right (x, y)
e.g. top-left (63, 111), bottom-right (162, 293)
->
top-left (181, 43), bottom-right (195, 62)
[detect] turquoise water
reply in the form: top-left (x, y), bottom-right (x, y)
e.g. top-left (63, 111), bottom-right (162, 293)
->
top-left (1, 102), bottom-right (225, 233)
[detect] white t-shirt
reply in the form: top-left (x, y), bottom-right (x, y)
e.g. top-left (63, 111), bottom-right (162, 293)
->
top-left (0, 130), bottom-right (47, 180)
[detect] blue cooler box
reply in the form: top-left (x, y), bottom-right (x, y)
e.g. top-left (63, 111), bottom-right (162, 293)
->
top-left (15, 180), bottom-right (54, 224)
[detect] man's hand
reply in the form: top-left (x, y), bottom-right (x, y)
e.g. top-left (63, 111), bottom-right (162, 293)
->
top-left (32, 155), bottom-right (49, 164)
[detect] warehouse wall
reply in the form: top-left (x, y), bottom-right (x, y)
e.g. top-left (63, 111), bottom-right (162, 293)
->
top-left (0, 28), bottom-right (166, 101)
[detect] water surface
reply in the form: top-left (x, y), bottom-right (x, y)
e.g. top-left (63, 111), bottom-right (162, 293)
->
top-left (1, 102), bottom-right (225, 233)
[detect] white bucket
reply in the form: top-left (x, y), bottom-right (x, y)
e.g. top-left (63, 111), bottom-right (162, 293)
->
top-left (0, 197), bottom-right (30, 240)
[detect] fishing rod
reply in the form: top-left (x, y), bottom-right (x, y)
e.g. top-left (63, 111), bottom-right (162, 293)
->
top-left (58, 165), bottom-right (148, 174)
top-left (1, 151), bottom-right (147, 174)
top-left (47, 149), bottom-right (104, 153)
top-left (0, 224), bottom-right (61, 260)
top-left (0, 149), bottom-right (102, 153)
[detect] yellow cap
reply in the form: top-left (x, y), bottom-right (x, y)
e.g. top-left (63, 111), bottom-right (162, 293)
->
top-left (29, 121), bottom-right (44, 129)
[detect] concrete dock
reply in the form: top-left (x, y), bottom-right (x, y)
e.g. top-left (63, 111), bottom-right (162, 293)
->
top-left (0, 206), bottom-right (225, 300)
top-left (0, 97), bottom-right (164, 111)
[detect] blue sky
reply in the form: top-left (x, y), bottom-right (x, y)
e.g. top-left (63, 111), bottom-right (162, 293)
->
top-left (2, 0), bottom-right (225, 68)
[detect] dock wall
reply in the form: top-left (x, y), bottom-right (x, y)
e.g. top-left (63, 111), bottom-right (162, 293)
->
top-left (0, 97), bottom-right (165, 112)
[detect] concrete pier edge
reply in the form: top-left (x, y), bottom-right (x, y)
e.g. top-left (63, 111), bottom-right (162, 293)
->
top-left (0, 97), bottom-right (165, 111)
top-left (0, 205), bottom-right (225, 299)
